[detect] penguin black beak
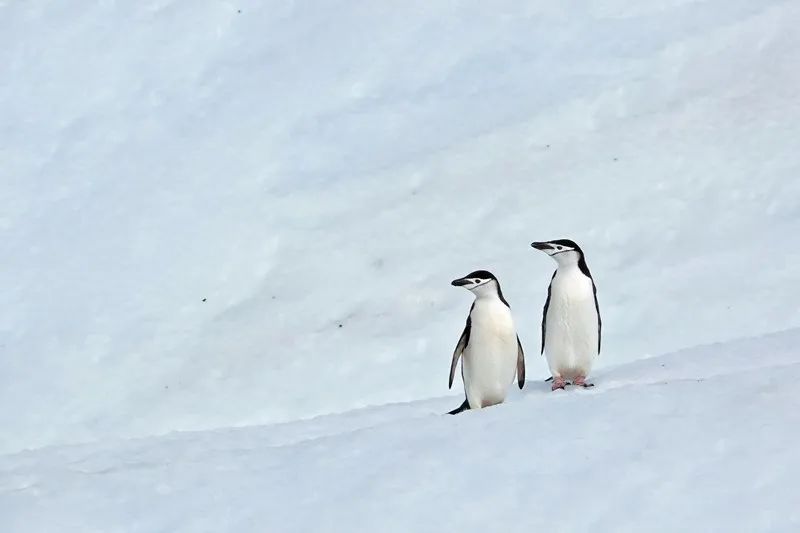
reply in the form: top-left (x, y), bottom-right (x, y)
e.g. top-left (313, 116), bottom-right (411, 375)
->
top-left (531, 242), bottom-right (553, 251)
top-left (451, 278), bottom-right (470, 287)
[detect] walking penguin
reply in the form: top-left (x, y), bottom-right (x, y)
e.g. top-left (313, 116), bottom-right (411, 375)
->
top-left (447, 270), bottom-right (525, 414)
top-left (531, 240), bottom-right (601, 391)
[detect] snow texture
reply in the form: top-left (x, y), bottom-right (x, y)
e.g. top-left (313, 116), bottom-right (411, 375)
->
top-left (2, 330), bottom-right (799, 532)
top-left (1, 0), bottom-right (800, 530)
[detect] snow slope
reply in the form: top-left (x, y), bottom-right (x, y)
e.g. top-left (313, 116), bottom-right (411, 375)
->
top-left (2, 329), bottom-right (799, 533)
top-left (2, 0), bottom-right (800, 456)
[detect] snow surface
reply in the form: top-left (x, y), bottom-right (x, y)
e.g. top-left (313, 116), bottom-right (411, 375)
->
top-left (2, 0), bottom-right (800, 529)
top-left (2, 330), bottom-right (800, 532)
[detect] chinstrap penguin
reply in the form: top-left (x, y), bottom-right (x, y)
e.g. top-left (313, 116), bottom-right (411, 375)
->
top-left (531, 240), bottom-right (601, 391)
top-left (447, 270), bottom-right (525, 414)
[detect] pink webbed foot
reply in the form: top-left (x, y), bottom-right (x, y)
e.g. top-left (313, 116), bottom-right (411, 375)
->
top-left (551, 377), bottom-right (567, 391)
top-left (573, 376), bottom-right (594, 388)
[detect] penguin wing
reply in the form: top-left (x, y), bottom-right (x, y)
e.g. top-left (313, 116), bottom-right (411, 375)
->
top-left (541, 271), bottom-right (556, 354)
top-left (516, 335), bottom-right (526, 389)
top-left (593, 279), bottom-right (601, 354)
top-left (449, 315), bottom-right (471, 389)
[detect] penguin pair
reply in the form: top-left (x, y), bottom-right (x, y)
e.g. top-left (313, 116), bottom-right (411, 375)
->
top-left (448, 239), bottom-right (601, 415)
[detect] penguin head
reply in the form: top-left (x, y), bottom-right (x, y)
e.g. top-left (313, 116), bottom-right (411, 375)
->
top-left (531, 239), bottom-right (584, 266)
top-left (451, 270), bottom-right (501, 297)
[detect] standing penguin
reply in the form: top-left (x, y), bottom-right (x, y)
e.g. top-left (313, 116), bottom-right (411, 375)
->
top-left (531, 240), bottom-right (601, 391)
top-left (448, 270), bottom-right (525, 414)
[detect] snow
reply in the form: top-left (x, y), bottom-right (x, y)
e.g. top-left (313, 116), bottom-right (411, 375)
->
top-left (1, 0), bottom-right (800, 530)
top-left (2, 330), bottom-right (799, 533)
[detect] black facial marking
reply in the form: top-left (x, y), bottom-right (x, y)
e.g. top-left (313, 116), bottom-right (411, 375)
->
top-left (546, 239), bottom-right (593, 279)
top-left (462, 269), bottom-right (496, 281)
top-left (548, 239), bottom-right (581, 250)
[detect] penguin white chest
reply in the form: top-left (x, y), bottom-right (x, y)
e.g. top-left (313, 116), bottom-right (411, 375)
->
top-left (462, 300), bottom-right (518, 409)
top-left (544, 269), bottom-right (598, 379)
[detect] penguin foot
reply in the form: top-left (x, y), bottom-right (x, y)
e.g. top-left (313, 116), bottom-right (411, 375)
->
top-left (573, 376), bottom-right (594, 388)
top-left (551, 377), bottom-right (567, 391)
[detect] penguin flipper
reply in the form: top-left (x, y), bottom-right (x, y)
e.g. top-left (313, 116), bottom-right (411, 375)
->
top-left (447, 399), bottom-right (470, 415)
top-left (541, 271), bottom-right (556, 355)
top-left (592, 278), bottom-right (601, 355)
top-left (516, 335), bottom-right (526, 389)
top-left (449, 316), bottom-right (471, 389)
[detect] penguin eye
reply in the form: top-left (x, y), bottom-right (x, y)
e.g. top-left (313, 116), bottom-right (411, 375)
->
top-left (556, 246), bottom-right (564, 250)
top-left (473, 279), bottom-right (481, 284)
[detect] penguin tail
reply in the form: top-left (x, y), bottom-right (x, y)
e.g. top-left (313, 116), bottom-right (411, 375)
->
top-left (447, 399), bottom-right (470, 415)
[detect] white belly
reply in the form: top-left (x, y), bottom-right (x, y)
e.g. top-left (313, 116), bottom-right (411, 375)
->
top-left (462, 301), bottom-right (518, 409)
top-left (544, 271), bottom-right (599, 380)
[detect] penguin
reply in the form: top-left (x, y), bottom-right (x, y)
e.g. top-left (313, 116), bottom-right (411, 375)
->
top-left (447, 270), bottom-right (525, 414)
top-left (531, 240), bottom-right (601, 391)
